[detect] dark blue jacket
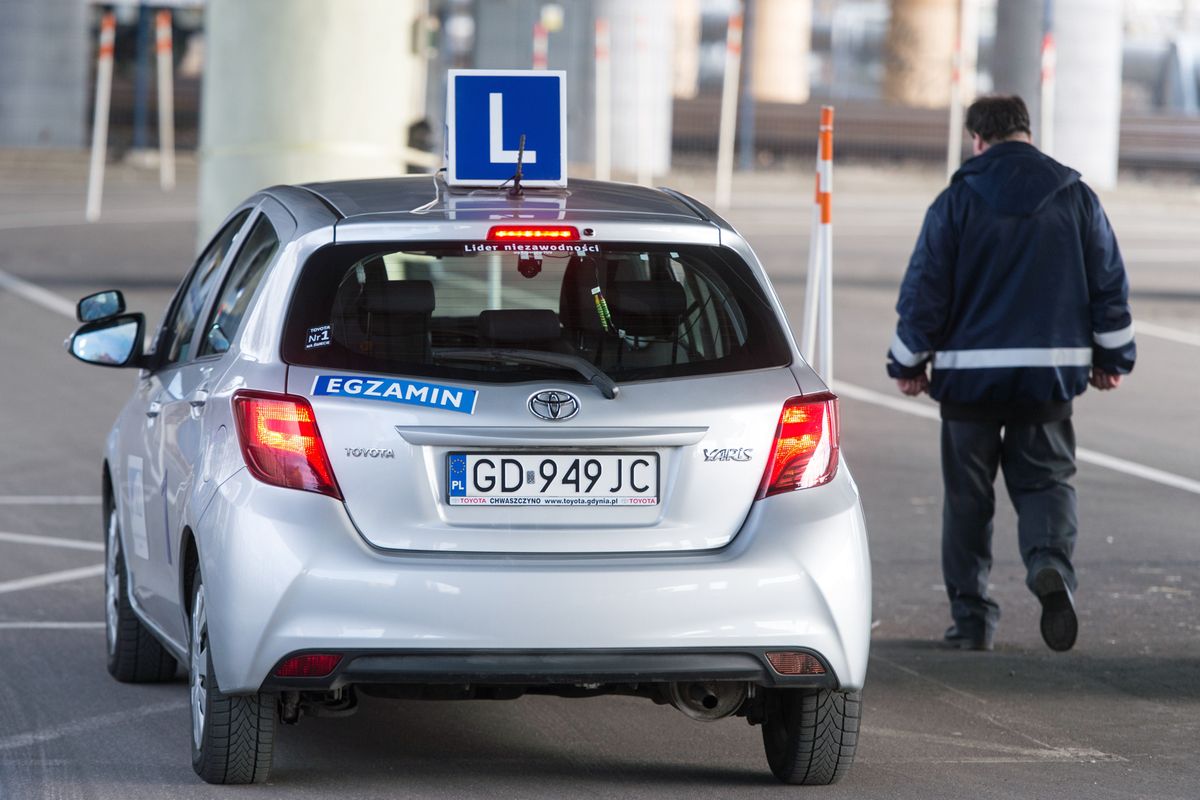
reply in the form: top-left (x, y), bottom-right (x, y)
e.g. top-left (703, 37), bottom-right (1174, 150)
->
top-left (887, 141), bottom-right (1135, 411)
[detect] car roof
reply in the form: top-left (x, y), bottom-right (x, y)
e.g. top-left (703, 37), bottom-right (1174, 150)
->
top-left (293, 176), bottom-right (714, 227)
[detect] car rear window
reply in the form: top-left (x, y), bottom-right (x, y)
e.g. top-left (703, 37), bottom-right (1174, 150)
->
top-left (282, 242), bottom-right (790, 384)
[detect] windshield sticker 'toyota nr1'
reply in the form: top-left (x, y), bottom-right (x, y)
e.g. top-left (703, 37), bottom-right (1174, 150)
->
top-left (305, 325), bottom-right (331, 349)
top-left (312, 375), bottom-right (478, 414)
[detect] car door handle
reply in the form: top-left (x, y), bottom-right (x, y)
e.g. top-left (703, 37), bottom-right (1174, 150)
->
top-left (188, 388), bottom-right (210, 408)
top-left (146, 400), bottom-right (163, 418)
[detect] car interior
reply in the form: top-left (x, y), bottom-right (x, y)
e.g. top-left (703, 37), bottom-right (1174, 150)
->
top-left (325, 252), bottom-right (724, 373)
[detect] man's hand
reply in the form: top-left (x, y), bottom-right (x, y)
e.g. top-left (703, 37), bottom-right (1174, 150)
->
top-left (1090, 368), bottom-right (1123, 391)
top-left (896, 373), bottom-right (929, 396)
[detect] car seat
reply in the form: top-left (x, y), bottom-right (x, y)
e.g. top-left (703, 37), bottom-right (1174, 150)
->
top-left (477, 309), bottom-right (569, 352)
top-left (331, 263), bottom-right (435, 364)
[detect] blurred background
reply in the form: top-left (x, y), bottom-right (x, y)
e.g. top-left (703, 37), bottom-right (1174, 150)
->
top-left (4, 0), bottom-right (1200, 238)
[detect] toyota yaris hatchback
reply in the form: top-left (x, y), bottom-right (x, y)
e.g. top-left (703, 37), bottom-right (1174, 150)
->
top-left (69, 176), bottom-right (870, 786)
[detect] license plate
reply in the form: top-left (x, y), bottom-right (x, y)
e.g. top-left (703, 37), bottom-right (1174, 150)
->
top-left (446, 452), bottom-right (659, 506)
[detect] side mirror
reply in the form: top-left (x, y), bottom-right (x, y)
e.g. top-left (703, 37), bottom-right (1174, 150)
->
top-left (77, 290), bottom-right (126, 322)
top-left (67, 313), bottom-right (145, 368)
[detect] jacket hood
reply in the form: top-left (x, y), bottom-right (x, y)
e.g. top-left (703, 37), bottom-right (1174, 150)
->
top-left (952, 141), bottom-right (1080, 216)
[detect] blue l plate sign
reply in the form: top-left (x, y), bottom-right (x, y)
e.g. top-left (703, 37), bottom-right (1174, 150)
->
top-left (446, 69), bottom-right (567, 188)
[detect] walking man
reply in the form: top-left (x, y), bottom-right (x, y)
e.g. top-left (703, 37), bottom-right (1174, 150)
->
top-left (887, 95), bottom-right (1135, 652)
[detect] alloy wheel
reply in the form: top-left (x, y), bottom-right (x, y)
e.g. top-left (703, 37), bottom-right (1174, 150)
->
top-left (189, 586), bottom-right (208, 750)
top-left (104, 507), bottom-right (120, 656)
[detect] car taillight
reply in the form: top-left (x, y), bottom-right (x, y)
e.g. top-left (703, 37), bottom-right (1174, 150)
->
top-left (274, 653), bottom-right (342, 678)
top-left (232, 390), bottom-right (341, 500)
top-left (486, 225), bottom-right (580, 241)
top-left (766, 651), bottom-right (827, 676)
top-left (758, 393), bottom-right (839, 498)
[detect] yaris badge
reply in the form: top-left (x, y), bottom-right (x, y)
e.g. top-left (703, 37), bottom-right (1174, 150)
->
top-left (528, 390), bottom-right (580, 422)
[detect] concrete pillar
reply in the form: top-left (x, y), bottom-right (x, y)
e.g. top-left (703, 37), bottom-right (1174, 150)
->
top-left (1052, 0), bottom-right (1123, 188)
top-left (883, 0), bottom-right (956, 108)
top-left (198, 0), bottom-right (424, 240)
top-left (991, 0), bottom-right (1042, 132)
top-left (673, 0), bottom-right (701, 99)
top-left (958, 0), bottom-right (980, 103)
top-left (598, 0), bottom-right (674, 178)
top-left (738, 0), bottom-right (757, 171)
top-left (472, 0), bottom-right (596, 166)
top-left (0, 0), bottom-right (87, 147)
top-left (751, 0), bottom-right (811, 104)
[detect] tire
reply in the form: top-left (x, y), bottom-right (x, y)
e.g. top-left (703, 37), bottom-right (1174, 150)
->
top-left (105, 503), bottom-right (177, 682)
top-left (188, 566), bottom-right (275, 784)
top-left (761, 688), bottom-right (861, 785)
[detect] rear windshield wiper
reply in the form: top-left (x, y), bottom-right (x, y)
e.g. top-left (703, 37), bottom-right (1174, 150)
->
top-left (432, 348), bottom-right (620, 399)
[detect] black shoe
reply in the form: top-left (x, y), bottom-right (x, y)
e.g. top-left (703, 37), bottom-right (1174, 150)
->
top-left (1033, 568), bottom-right (1077, 652)
top-left (942, 625), bottom-right (994, 651)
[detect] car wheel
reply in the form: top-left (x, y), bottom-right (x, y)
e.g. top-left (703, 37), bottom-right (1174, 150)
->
top-left (105, 503), bottom-right (177, 682)
top-left (761, 688), bottom-right (861, 785)
top-left (189, 565), bottom-right (275, 784)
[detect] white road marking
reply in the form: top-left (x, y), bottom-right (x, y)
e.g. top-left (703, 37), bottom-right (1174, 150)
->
top-left (1072, 448), bottom-right (1200, 495)
top-left (0, 621), bottom-right (105, 630)
top-left (0, 700), bottom-right (186, 752)
top-left (871, 653), bottom-right (987, 705)
top-left (0, 495), bottom-right (101, 505)
top-left (871, 654), bottom-right (1122, 762)
top-left (0, 207), bottom-right (194, 232)
top-left (833, 380), bottom-right (1200, 497)
top-left (0, 269), bottom-right (76, 318)
top-left (1137, 320), bottom-right (1200, 348)
top-left (861, 755), bottom-right (1119, 765)
top-left (866, 726), bottom-right (1122, 762)
top-left (0, 531), bottom-right (104, 552)
top-left (1122, 248), bottom-right (1200, 264)
top-left (834, 380), bottom-right (940, 421)
top-left (0, 564), bottom-right (104, 595)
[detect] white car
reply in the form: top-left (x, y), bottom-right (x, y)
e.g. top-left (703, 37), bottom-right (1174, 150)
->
top-left (68, 176), bottom-right (871, 785)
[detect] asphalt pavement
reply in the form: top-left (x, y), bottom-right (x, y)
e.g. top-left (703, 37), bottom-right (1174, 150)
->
top-left (1, 153), bottom-right (1197, 799)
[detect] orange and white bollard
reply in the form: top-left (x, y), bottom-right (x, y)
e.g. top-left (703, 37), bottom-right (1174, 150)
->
top-left (946, 0), bottom-right (979, 179)
top-left (594, 17), bottom-right (611, 182)
top-left (1039, 31), bottom-right (1056, 157)
top-left (85, 12), bottom-right (116, 222)
top-left (155, 10), bottom-right (176, 191)
top-left (947, 27), bottom-right (964, 178)
top-left (802, 106), bottom-right (835, 382)
top-left (714, 11), bottom-right (744, 210)
top-left (532, 22), bottom-right (548, 69)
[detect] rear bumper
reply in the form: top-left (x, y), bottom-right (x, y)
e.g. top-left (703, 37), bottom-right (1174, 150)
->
top-left (261, 647), bottom-right (836, 692)
top-left (196, 466), bottom-right (871, 694)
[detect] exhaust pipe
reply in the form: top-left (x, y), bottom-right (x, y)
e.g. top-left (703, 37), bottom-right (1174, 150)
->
top-left (668, 681), bottom-right (750, 721)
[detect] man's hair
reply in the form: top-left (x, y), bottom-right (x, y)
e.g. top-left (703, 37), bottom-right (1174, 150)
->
top-left (965, 95), bottom-right (1032, 144)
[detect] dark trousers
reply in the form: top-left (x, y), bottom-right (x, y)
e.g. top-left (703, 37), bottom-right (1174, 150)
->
top-left (941, 418), bottom-right (1078, 634)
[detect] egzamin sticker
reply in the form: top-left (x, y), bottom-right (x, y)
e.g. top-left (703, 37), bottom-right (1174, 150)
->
top-left (312, 375), bottom-right (478, 415)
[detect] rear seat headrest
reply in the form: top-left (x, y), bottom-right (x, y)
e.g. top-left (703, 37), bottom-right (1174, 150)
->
top-left (362, 280), bottom-right (435, 315)
top-left (609, 281), bottom-right (687, 336)
top-left (478, 309), bottom-right (562, 344)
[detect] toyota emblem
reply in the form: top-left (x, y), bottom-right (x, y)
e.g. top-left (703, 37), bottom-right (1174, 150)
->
top-left (528, 389), bottom-right (580, 422)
